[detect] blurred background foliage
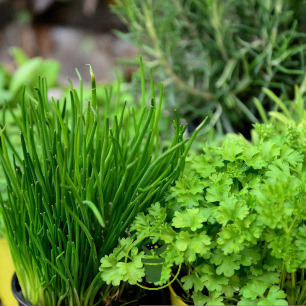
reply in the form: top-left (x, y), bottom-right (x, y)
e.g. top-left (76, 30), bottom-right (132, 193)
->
top-left (0, 0), bottom-right (306, 236)
top-left (112, 0), bottom-right (306, 136)
top-left (0, 0), bottom-right (137, 85)
top-left (1, 0), bottom-right (306, 137)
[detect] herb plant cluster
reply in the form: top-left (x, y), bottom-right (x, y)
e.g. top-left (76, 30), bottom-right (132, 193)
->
top-left (102, 120), bottom-right (306, 305)
top-left (112, 0), bottom-right (306, 133)
top-left (0, 66), bottom-right (205, 305)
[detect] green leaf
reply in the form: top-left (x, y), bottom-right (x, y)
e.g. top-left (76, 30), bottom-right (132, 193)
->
top-left (222, 284), bottom-right (234, 298)
top-left (192, 291), bottom-right (224, 306)
top-left (100, 254), bottom-right (125, 286)
top-left (175, 231), bottom-right (211, 262)
top-left (130, 202), bottom-right (167, 236)
top-left (257, 286), bottom-right (288, 305)
top-left (112, 238), bottom-right (140, 260)
top-left (251, 272), bottom-right (280, 285)
top-left (238, 247), bottom-right (261, 266)
top-left (257, 141), bottom-right (281, 163)
top-left (172, 208), bottom-right (206, 231)
top-left (240, 280), bottom-right (269, 300)
top-left (214, 196), bottom-right (249, 226)
top-left (295, 225), bottom-right (306, 253)
top-left (217, 224), bottom-right (247, 254)
top-left (268, 111), bottom-right (292, 124)
top-left (206, 173), bottom-right (232, 203)
top-left (254, 175), bottom-right (300, 229)
top-left (263, 255), bottom-right (282, 272)
top-left (265, 159), bottom-right (290, 178)
top-left (217, 216), bottom-right (263, 254)
top-left (83, 200), bottom-right (105, 228)
top-left (117, 247), bottom-right (145, 285)
top-left (238, 297), bottom-right (260, 305)
top-left (189, 148), bottom-right (224, 178)
top-left (10, 58), bottom-right (42, 94)
top-left (181, 273), bottom-right (205, 292)
top-left (280, 145), bottom-right (304, 170)
top-left (201, 264), bottom-right (229, 292)
top-left (168, 172), bottom-right (204, 207)
top-left (242, 146), bottom-right (267, 169)
top-left (221, 138), bottom-right (244, 162)
top-left (210, 251), bottom-right (241, 277)
top-left (226, 160), bottom-right (248, 179)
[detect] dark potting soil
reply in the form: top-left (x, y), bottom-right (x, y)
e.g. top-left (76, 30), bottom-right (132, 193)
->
top-left (112, 287), bottom-right (170, 306)
top-left (131, 288), bottom-right (170, 306)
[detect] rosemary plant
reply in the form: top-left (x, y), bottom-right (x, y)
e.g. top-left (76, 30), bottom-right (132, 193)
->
top-left (0, 66), bottom-right (206, 305)
top-left (112, 0), bottom-right (306, 134)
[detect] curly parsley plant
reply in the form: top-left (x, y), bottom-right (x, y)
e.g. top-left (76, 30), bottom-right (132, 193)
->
top-left (102, 121), bottom-right (306, 305)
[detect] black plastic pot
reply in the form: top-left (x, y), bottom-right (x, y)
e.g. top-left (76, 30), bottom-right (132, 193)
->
top-left (11, 273), bottom-right (31, 306)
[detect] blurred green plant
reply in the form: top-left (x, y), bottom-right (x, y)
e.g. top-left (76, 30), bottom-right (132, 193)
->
top-left (112, 0), bottom-right (306, 134)
top-left (0, 47), bottom-right (59, 106)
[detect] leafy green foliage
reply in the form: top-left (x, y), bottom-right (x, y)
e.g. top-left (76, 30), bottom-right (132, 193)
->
top-left (239, 284), bottom-right (288, 306)
top-left (0, 64), bottom-right (205, 305)
top-left (100, 239), bottom-right (145, 286)
top-left (112, 0), bottom-right (306, 133)
top-left (172, 208), bottom-right (208, 231)
top-left (0, 48), bottom-right (59, 106)
top-left (115, 120), bottom-right (306, 305)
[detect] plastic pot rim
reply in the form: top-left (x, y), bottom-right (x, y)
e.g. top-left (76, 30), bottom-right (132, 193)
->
top-left (11, 273), bottom-right (31, 306)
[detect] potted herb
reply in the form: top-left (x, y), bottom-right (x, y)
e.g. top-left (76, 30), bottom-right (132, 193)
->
top-left (103, 93), bottom-right (306, 305)
top-left (0, 63), bottom-right (206, 305)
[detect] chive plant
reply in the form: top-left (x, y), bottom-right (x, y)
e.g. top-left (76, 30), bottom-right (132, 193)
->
top-left (0, 65), bottom-right (206, 305)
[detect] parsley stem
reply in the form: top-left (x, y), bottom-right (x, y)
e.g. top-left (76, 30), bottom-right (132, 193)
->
top-left (279, 262), bottom-right (287, 290)
top-left (287, 215), bottom-right (298, 233)
top-left (291, 272), bottom-right (295, 304)
top-left (297, 269), bottom-right (306, 305)
top-left (261, 241), bottom-right (268, 261)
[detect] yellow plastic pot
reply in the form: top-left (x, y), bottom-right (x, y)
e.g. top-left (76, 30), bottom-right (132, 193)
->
top-left (169, 284), bottom-right (187, 305)
top-left (0, 238), bottom-right (17, 306)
